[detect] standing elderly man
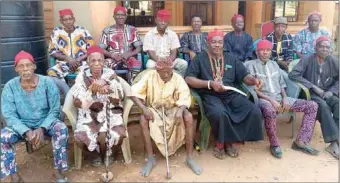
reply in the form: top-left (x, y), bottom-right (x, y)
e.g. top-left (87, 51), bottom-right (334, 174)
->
top-left (179, 14), bottom-right (208, 61)
top-left (294, 11), bottom-right (332, 58)
top-left (1, 51), bottom-right (69, 182)
top-left (246, 40), bottom-right (319, 158)
top-left (99, 6), bottom-right (142, 83)
top-left (223, 14), bottom-right (254, 62)
top-left (265, 17), bottom-right (294, 72)
top-left (289, 36), bottom-right (339, 159)
top-left (185, 29), bottom-right (263, 159)
top-left (132, 60), bottom-right (202, 177)
top-left (143, 9), bottom-right (188, 76)
top-left (47, 8), bottom-right (94, 96)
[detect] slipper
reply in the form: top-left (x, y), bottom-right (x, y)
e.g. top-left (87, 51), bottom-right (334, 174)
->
top-left (325, 145), bottom-right (339, 159)
top-left (55, 177), bottom-right (68, 183)
top-left (91, 157), bottom-right (102, 167)
top-left (270, 146), bottom-right (282, 159)
top-left (212, 147), bottom-right (225, 160)
top-left (291, 142), bottom-right (319, 156)
top-left (225, 145), bottom-right (239, 158)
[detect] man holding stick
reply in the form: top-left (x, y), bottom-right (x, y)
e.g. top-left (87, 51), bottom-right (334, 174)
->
top-left (132, 60), bottom-right (202, 177)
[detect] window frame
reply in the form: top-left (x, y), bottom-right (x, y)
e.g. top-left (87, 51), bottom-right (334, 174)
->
top-left (272, 1), bottom-right (299, 22)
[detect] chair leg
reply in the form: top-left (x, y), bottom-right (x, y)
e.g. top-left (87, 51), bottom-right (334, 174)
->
top-left (74, 143), bottom-right (82, 169)
top-left (291, 113), bottom-right (297, 139)
top-left (200, 116), bottom-right (211, 151)
top-left (121, 137), bottom-right (132, 164)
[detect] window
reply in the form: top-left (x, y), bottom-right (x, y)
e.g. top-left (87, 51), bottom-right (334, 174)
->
top-left (273, 1), bottom-right (299, 22)
top-left (121, 1), bottom-right (164, 27)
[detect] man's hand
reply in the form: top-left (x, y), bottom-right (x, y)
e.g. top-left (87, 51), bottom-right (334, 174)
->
top-left (66, 57), bottom-right (79, 72)
top-left (90, 79), bottom-right (107, 93)
top-left (143, 108), bottom-right (154, 121)
top-left (174, 108), bottom-right (184, 126)
top-left (323, 91), bottom-right (333, 99)
top-left (25, 130), bottom-right (36, 143)
top-left (189, 51), bottom-right (196, 60)
top-left (278, 60), bottom-right (289, 70)
top-left (111, 53), bottom-right (123, 61)
top-left (255, 79), bottom-right (263, 91)
top-left (270, 99), bottom-right (283, 113)
top-left (121, 52), bottom-right (131, 61)
top-left (73, 97), bottom-right (82, 108)
top-left (210, 81), bottom-right (225, 93)
top-left (281, 97), bottom-right (291, 112)
top-left (32, 128), bottom-right (45, 148)
top-left (312, 85), bottom-right (325, 97)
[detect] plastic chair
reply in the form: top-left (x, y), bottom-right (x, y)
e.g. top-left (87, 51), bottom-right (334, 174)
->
top-left (62, 76), bottom-right (133, 169)
top-left (261, 21), bottom-right (274, 38)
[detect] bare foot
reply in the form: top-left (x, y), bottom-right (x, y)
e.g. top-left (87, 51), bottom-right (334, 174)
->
top-left (140, 156), bottom-right (156, 177)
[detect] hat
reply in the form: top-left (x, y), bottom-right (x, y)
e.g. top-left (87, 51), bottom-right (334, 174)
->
top-left (156, 9), bottom-right (171, 21)
top-left (315, 35), bottom-right (330, 45)
top-left (231, 14), bottom-right (244, 23)
top-left (59, 9), bottom-right (73, 17)
top-left (207, 28), bottom-right (224, 41)
top-left (87, 45), bottom-right (104, 56)
top-left (114, 6), bottom-right (127, 15)
top-left (256, 40), bottom-right (273, 51)
top-left (14, 50), bottom-right (35, 66)
top-left (155, 58), bottom-right (173, 71)
top-left (274, 17), bottom-right (288, 25)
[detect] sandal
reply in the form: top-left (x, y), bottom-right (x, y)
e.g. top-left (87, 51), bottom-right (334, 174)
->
top-left (325, 145), bottom-right (339, 159)
top-left (270, 146), bottom-right (282, 159)
top-left (212, 147), bottom-right (225, 160)
top-left (291, 142), bottom-right (319, 156)
top-left (91, 157), bottom-right (102, 167)
top-left (225, 145), bottom-right (239, 158)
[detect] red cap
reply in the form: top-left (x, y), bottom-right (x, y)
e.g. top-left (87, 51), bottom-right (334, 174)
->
top-left (156, 9), bottom-right (171, 21)
top-left (231, 14), bottom-right (244, 23)
top-left (14, 50), bottom-right (35, 66)
top-left (256, 40), bottom-right (273, 51)
top-left (59, 9), bottom-right (73, 17)
top-left (315, 35), bottom-right (330, 45)
top-left (207, 28), bottom-right (224, 41)
top-left (155, 58), bottom-right (174, 71)
top-left (114, 6), bottom-right (127, 15)
top-left (87, 45), bottom-right (104, 56)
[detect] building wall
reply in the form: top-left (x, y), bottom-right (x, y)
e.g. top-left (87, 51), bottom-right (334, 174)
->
top-left (43, 2), bottom-right (54, 41)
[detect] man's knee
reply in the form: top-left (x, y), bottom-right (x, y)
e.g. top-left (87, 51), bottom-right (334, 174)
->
top-left (183, 110), bottom-right (194, 127)
top-left (1, 127), bottom-right (19, 144)
top-left (51, 121), bottom-right (69, 140)
top-left (97, 132), bottom-right (106, 144)
top-left (146, 60), bottom-right (156, 69)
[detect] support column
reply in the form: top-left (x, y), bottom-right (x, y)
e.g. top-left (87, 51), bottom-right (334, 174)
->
top-left (245, 1), bottom-right (264, 38)
top-left (318, 1), bottom-right (335, 35)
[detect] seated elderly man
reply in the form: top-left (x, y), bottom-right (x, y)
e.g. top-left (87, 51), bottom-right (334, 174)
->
top-left (289, 36), bottom-right (339, 159)
top-left (223, 14), bottom-right (254, 62)
top-left (185, 29), bottom-right (263, 159)
top-left (179, 14), bottom-right (208, 61)
top-left (132, 60), bottom-right (202, 177)
top-left (1, 51), bottom-right (68, 182)
top-left (294, 11), bottom-right (332, 59)
top-left (265, 17), bottom-right (294, 72)
top-left (143, 10), bottom-right (188, 76)
top-left (72, 46), bottom-right (128, 167)
top-left (246, 40), bottom-right (319, 158)
top-left (99, 6), bottom-right (142, 83)
top-left (47, 8), bottom-right (94, 96)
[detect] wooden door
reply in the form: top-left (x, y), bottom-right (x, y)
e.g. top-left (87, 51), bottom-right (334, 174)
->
top-left (183, 1), bottom-right (214, 26)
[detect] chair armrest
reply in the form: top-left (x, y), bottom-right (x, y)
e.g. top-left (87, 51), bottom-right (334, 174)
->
top-left (48, 56), bottom-right (57, 67)
top-left (296, 83), bottom-right (311, 100)
top-left (62, 86), bottom-right (78, 130)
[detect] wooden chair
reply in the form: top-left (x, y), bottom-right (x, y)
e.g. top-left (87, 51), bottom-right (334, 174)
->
top-left (62, 76), bottom-right (133, 169)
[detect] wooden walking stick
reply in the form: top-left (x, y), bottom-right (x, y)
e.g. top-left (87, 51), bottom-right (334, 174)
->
top-left (162, 105), bottom-right (171, 179)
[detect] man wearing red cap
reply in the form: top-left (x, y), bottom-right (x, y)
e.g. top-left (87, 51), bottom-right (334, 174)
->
top-left (143, 9), bottom-right (188, 76)
top-left (294, 11), bottom-right (332, 58)
top-left (132, 59), bottom-right (202, 177)
top-left (223, 14), bottom-right (254, 62)
top-left (186, 29), bottom-right (263, 159)
top-left (99, 6), bottom-right (142, 84)
top-left (289, 36), bottom-right (339, 159)
top-left (246, 40), bottom-right (319, 158)
top-left (47, 8), bottom-right (94, 99)
top-left (1, 51), bottom-right (69, 182)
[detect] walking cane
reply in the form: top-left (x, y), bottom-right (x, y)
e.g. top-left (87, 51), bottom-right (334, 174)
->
top-left (101, 100), bottom-right (113, 182)
top-left (162, 105), bottom-right (171, 179)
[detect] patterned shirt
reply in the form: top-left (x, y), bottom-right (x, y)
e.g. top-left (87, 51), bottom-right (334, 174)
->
top-left (245, 59), bottom-right (286, 101)
top-left (48, 25), bottom-right (94, 59)
top-left (179, 31), bottom-right (208, 53)
top-left (294, 27), bottom-right (331, 56)
top-left (1, 75), bottom-right (60, 136)
top-left (265, 32), bottom-right (294, 62)
top-left (143, 27), bottom-right (181, 58)
top-left (99, 24), bottom-right (142, 54)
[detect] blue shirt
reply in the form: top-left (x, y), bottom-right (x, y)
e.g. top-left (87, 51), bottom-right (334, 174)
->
top-left (1, 75), bottom-right (60, 136)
